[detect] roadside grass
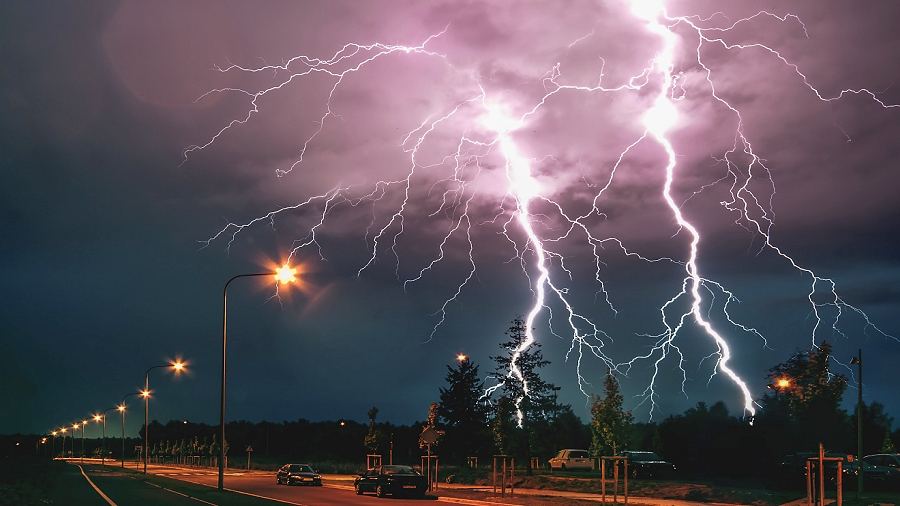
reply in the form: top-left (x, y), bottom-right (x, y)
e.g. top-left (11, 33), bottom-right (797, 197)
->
top-left (437, 466), bottom-right (900, 506)
top-left (0, 458), bottom-right (65, 506)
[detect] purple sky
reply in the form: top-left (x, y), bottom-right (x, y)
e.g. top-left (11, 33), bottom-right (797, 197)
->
top-left (2, 0), bottom-right (899, 438)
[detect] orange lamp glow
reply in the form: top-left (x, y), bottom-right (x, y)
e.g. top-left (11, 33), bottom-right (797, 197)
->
top-left (274, 264), bottom-right (297, 284)
top-left (777, 378), bottom-right (790, 389)
top-left (456, 353), bottom-right (467, 362)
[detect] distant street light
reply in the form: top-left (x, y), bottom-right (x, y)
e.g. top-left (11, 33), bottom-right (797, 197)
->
top-left (119, 392), bottom-right (140, 468)
top-left (51, 431), bottom-right (57, 459)
top-left (60, 428), bottom-right (67, 458)
top-left (457, 353), bottom-right (468, 362)
top-left (219, 264), bottom-right (297, 490)
top-left (73, 422), bottom-right (86, 464)
top-left (143, 361), bottom-right (186, 474)
top-left (850, 349), bottom-right (863, 495)
top-left (94, 407), bottom-right (116, 465)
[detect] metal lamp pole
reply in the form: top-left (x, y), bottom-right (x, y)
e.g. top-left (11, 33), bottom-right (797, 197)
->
top-left (119, 392), bottom-right (139, 468)
top-left (144, 362), bottom-right (184, 474)
top-left (94, 408), bottom-right (115, 465)
top-left (219, 265), bottom-right (296, 490)
top-left (850, 349), bottom-right (863, 495)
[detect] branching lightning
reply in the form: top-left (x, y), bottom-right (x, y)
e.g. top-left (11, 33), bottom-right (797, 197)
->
top-left (189, 1), bottom-right (897, 423)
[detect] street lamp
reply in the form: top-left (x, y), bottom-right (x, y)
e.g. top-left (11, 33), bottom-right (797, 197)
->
top-left (119, 392), bottom-right (140, 468)
top-left (72, 422), bottom-right (85, 463)
top-left (60, 428), bottom-right (67, 458)
top-left (144, 361), bottom-right (186, 474)
top-left (94, 408), bottom-right (116, 466)
top-left (51, 431), bottom-right (57, 459)
top-left (219, 264), bottom-right (297, 489)
top-left (850, 349), bottom-right (863, 495)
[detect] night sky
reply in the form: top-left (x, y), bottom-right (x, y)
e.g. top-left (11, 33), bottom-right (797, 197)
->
top-left (2, 0), bottom-right (899, 439)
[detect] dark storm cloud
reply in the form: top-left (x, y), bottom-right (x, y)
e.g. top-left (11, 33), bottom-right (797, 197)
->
top-left (1, 0), bottom-right (898, 435)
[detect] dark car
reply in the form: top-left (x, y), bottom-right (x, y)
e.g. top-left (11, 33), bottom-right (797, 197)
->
top-left (864, 453), bottom-right (900, 470)
top-left (621, 451), bottom-right (675, 478)
top-left (276, 463), bottom-right (322, 486)
top-left (354, 465), bottom-right (428, 498)
top-left (836, 456), bottom-right (900, 490)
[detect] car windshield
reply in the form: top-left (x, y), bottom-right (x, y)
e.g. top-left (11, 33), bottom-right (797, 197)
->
top-left (630, 452), bottom-right (662, 461)
top-left (289, 465), bottom-right (313, 473)
top-left (383, 465), bottom-right (419, 475)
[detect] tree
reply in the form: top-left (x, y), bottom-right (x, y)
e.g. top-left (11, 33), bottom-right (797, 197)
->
top-left (762, 342), bottom-right (849, 450)
top-left (589, 369), bottom-right (633, 457)
top-left (419, 402), bottom-right (445, 450)
top-left (364, 407), bottom-right (384, 454)
top-left (882, 427), bottom-right (896, 453)
top-left (438, 356), bottom-right (490, 462)
top-left (488, 316), bottom-right (561, 474)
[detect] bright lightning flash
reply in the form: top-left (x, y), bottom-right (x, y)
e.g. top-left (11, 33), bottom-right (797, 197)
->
top-left (189, 2), bottom-right (897, 423)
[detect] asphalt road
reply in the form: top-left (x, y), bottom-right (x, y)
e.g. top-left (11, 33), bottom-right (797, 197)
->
top-left (52, 463), bottom-right (439, 506)
top-left (153, 465), bottom-right (437, 505)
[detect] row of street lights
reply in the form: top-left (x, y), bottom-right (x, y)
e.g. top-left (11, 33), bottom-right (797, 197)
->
top-left (46, 263), bottom-right (298, 491)
top-left (49, 360), bottom-right (185, 469)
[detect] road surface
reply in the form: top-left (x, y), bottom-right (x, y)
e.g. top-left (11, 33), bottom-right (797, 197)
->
top-left (52, 463), bottom-right (440, 505)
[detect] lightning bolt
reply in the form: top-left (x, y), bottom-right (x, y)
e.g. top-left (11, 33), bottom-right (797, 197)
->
top-left (188, 2), bottom-right (897, 423)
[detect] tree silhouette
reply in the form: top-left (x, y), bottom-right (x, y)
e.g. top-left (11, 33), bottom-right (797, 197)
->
top-left (438, 355), bottom-right (490, 462)
top-left (488, 316), bottom-right (560, 474)
top-left (589, 369), bottom-right (633, 457)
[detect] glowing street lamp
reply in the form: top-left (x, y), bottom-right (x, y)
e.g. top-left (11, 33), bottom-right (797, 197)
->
top-left (73, 422), bottom-right (86, 463)
top-left (457, 353), bottom-right (468, 362)
top-left (94, 407), bottom-right (116, 466)
top-left (850, 349), bottom-right (863, 495)
top-left (60, 428), bottom-right (67, 458)
top-left (119, 392), bottom-right (140, 468)
top-left (51, 431), bottom-right (58, 459)
top-left (218, 263), bottom-right (297, 489)
top-left (143, 361), bottom-right (186, 474)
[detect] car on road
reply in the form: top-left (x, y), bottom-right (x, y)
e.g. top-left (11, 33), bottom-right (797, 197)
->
top-left (549, 449), bottom-right (593, 471)
top-left (864, 453), bottom-right (900, 470)
top-left (354, 465), bottom-right (428, 498)
top-left (836, 456), bottom-right (900, 490)
top-left (276, 463), bottom-right (322, 486)
top-left (621, 451), bottom-right (676, 478)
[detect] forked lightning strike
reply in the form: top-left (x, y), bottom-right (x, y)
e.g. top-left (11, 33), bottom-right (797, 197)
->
top-left (190, 1), bottom-right (897, 423)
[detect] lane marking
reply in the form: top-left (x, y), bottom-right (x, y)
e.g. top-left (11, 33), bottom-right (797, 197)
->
top-left (77, 465), bottom-right (118, 506)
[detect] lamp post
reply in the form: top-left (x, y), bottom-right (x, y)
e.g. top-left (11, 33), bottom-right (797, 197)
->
top-left (144, 361), bottom-right (185, 474)
top-left (60, 428), bottom-right (67, 458)
top-left (850, 349), bottom-right (863, 495)
top-left (218, 264), bottom-right (297, 490)
top-left (51, 431), bottom-right (57, 459)
top-left (119, 392), bottom-right (140, 468)
top-left (94, 407), bottom-right (116, 465)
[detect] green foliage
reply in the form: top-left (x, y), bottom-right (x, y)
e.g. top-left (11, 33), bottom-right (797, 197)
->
top-left (882, 427), bottom-right (896, 453)
top-left (760, 342), bottom-right (849, 450)
top-left (364, 406), bottom-right (384, 453)
top-left (488, 316), bottom-right (560, 424)
top-left (437, 356), bottom-right (491, 462)
top-left (589, 369), bottom-right (633, 457)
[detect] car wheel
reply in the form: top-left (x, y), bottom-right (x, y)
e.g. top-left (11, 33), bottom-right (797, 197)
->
top-left (355, 484), bottom-right (363, 495)
top-left (376, 485), bottom-right (386, 498)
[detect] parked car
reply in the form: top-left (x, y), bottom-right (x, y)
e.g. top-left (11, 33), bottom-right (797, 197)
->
top-left (276, 463), bottom-right (322, 486)
top-left (549, 449), bottom-right (593, 471)
top-left (621, 451), bottom-right (675, 478)
top-left (837, 456), bottom-right (900, 490)
top-left (354, 465), bottom-right (428, 498)
top-left (864, 453), bottom-right (900, 470)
